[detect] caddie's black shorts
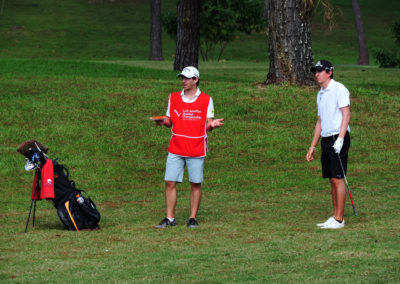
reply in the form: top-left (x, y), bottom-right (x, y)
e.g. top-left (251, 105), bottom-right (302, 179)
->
top-left (321, 132), bottom-right (350, 179)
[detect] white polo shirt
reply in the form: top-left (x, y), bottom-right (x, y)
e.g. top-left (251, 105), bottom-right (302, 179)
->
top-left (317, 79), bottom-right (350, 137)
top-left (166, 88), bottom-right (214, 118)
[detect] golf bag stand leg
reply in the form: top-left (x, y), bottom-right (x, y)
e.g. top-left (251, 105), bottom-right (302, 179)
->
top-left (25, 199), bottom-right (37, 233)
top-left (25, 175), bottom-right (40, 233)
top-left (32, 198), bottom-right (37, 227)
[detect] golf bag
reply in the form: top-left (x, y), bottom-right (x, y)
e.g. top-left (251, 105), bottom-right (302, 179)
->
top-left (52, 160), bottom-right (101, 231)
top-left (18, 140), bottom-right (101, 232)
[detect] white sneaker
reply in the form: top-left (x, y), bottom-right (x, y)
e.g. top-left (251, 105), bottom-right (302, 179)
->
top-left (317, 216), bottom-right (334, 228)
top-left (321, 218), bottom-right (345, 229)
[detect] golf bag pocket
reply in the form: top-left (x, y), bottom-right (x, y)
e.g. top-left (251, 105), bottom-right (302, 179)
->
top-left (57, 191), bottom-right (101, 231)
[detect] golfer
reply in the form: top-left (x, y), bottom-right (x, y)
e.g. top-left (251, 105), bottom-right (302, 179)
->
top-left (154, 66), bottom-right (224, 228)
top-left (306, 60), bottom-right (351, 229)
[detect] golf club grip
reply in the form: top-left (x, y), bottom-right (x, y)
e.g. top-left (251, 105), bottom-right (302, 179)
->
top-left (348, 190), bottom-right (354, 202)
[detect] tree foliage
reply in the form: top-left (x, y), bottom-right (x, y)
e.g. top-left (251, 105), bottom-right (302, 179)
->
top-left (163, 0), bottom-right (266, 61)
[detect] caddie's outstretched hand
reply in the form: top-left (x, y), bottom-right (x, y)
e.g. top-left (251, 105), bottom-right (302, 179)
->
top-left (209, 118), bottom-right (224, 131)
top-left (155, 118), bottom-right (165, 126)
top-left (156, 117), bottom-right (172, 127)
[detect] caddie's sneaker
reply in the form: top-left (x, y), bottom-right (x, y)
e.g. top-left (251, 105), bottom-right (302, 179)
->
top-left (317, 216), bottom-right (335, 227)
top-left (187, 218), bottom-right (198, 228)
top-left (155, 218), bottom-right (176, 229)
top-left (321, 218), bottom-right (345, 229)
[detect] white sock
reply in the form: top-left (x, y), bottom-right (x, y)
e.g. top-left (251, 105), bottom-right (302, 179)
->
top-left (167, 217), bottom-right (175, 222)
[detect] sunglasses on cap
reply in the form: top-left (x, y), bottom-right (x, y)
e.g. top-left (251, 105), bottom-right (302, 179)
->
top-left (310, 67), bottom-right (334, 74)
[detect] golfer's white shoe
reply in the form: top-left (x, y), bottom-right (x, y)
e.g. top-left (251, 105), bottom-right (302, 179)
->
top-left (316, 216), bottom-right (334, 227)
top-left (321, 218), bottom-right (345, 229)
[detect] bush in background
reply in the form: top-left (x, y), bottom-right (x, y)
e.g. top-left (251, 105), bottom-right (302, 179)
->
top-left (374, 17), bottom-right (400, 68)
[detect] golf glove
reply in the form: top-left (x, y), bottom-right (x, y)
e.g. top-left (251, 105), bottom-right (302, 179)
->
top-left (333, 137), bottom-right (344, 153)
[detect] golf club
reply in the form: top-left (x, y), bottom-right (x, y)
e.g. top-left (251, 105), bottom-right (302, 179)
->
top-left (337, 153), bottom-right (357, 216)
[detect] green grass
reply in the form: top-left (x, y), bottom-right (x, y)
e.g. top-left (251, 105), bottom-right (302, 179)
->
top-left (1, 0), bottom-right (400, 282)
top-left (0, 59), bottom-right (399, 283)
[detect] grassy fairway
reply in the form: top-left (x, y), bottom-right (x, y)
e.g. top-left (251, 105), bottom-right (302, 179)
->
top-left (1, 0), bottom-right (400, 282)
top-left (0, 59), bottom-right (399, 282)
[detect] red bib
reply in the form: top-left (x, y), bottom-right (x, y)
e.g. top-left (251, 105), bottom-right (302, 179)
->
top-left (31, 159), bottom-right (55, 200)
top-left (40, 159), bottom-right (55, 199)
top-left (168, 91), bottom-right (210, 157)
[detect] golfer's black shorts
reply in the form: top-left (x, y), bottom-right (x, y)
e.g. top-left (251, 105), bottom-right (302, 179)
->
top-left (321, 132), bottom-right (350, 179)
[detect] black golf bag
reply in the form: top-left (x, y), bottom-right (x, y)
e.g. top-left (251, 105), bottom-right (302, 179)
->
top-left (18, 140), bottom-right (101, 232)
top-left (52, 160), bottom-right (101, 231)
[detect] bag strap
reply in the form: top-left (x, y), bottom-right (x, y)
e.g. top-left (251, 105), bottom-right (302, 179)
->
top-left (53, 158), bottom-right (70, 178)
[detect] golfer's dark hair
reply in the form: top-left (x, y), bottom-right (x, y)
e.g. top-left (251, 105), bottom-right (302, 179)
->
top-left (195, 78), bottom-right (200, 86)
top-left (326, 70), bottom-right (333, 79)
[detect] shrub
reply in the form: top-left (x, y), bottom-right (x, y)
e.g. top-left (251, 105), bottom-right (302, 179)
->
top-left (373, 48), bottom-right (400, 68)
top-left (373, 17), bottom-right (400, 68)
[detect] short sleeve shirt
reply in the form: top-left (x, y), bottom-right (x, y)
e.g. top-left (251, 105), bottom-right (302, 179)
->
top-left (317, 79), bottom-right (350, 137)
top-left (166, 88), bottom-right (214, 118)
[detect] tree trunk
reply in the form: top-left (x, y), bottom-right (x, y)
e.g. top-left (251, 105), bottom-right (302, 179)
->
top-left (150, 0), bottom-right (163, 61)
top-left (173, 0), bottom-right (200, 71)
top-left (265, 0), bottom-right (315, 86)
top-left (351, 0), bottom-right (369, 65)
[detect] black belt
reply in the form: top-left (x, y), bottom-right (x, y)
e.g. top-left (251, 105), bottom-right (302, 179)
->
top-left (322, 132), bottom-right (349, 141)
top-left (321, 134), bottom-right (339, 141)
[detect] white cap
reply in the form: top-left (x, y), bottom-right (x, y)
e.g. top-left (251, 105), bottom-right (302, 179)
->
top-left (177, 66), bottom-right (200, 79)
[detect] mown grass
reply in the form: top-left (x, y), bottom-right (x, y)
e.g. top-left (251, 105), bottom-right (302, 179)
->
top-left (0, 59), bottom-right (399, 283)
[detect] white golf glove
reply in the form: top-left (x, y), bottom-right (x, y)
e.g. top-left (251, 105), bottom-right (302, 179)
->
top-left (333, 137), bottom-right (344, 153)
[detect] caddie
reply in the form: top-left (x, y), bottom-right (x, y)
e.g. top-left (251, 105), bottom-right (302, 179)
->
top-left (154, 66), bottom-right (224, 228)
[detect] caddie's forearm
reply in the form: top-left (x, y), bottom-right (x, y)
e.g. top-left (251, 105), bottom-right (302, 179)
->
top-left (206, 118), bottom-right (213, 132)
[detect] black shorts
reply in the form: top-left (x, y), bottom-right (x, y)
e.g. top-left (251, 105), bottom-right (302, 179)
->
top-left (321, 132), bottom-right (350, 179)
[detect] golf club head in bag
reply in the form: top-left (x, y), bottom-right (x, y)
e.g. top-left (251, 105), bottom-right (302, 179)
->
top-left (17, 140), bottom-right (49, 171)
